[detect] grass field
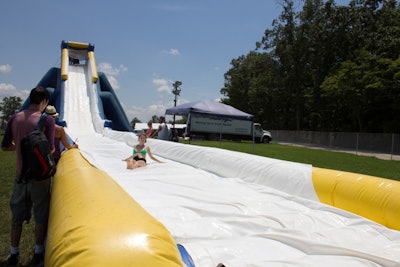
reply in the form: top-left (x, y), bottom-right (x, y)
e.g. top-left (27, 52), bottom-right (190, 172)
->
top-left (0, 138), bottom-right (399, 265)
top-left (0, 150), bottom-right (35, 266)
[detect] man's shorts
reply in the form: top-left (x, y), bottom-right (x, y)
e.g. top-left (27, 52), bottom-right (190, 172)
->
top-left (10, 174), bottom-right (51, 225)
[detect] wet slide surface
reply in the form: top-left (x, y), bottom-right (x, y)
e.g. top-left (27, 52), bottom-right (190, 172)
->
top-left (62, 65), bottom-right (400, 266)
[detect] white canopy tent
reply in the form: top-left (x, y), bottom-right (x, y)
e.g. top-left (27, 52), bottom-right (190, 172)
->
top-left (165, 99), bottom-right (254, 120)
top-left (166, 100), bottom-right (258, 144)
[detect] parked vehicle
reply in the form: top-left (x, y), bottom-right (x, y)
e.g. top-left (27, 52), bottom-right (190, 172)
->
top-left (187, 114), bottom-right (272, 143)
top-left (253, 123), bottom-right (272, 143)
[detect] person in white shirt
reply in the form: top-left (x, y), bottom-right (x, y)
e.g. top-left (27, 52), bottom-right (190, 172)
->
top-left (152, 116), bottom-right (169, 141)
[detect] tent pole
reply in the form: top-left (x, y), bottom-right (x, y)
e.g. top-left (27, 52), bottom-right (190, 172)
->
top-left (252, 122), bottom-right (255, 154)
top-left (219, 118), bottom-right (223, 147)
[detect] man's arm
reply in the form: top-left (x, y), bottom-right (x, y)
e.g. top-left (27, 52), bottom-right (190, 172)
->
top-left (1, 117), bottom-right (15, 151)
top-left (151, 125), bottom-right (162, 138)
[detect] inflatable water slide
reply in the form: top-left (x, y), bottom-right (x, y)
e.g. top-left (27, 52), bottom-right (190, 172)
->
top-left (29, 41), bottom-right (400, 266)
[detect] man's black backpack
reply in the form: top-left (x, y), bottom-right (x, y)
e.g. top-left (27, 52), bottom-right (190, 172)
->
top-left (19, 113), bottom-right (57, 183)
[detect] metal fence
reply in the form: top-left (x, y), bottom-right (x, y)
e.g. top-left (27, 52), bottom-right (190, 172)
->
top-left (270, 130), bottom-right (400, 157)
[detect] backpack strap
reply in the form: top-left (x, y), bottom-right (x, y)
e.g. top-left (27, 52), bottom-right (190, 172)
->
top-left (35, 113), bottom-right (48, 132)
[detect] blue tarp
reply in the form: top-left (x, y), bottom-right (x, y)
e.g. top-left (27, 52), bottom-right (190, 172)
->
top-left (165, 100), bottom-right (253, 120)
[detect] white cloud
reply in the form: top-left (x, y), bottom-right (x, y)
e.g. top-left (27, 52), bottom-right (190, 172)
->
top-left (125, 102), bottom-right (170, 123)
top-left (119, 64), bottom-right (128, 72)
top-left (162, 48), bottom-right (180, 56)
top-left (0, 64), bottom-right (12, 74)
top-left (0, 83), bottom-right (29, 101)
top-left (0, 83), bottom-right (16, 92)
top-left (148, 103), bottom-right (167, 112)
top-left (98, 62), bottom-right (120, 76)
top-left (123, 96), bottom-right (192, 123)
top-left (152, 78), bottom-right (171, 93)
top-left (97, 62), bottom-right (127, 90)
top-left (122, 76), bottom-right (188, 122)
top-left (168, 49), bottom-right (180, 55)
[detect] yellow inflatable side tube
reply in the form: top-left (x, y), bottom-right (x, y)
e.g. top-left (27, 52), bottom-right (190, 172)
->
top-left (46, 149), bottom-right (183, 267)
top-left (61, 48), bottom-right (68, 81)
top-left (88, 51), bottom-right (98, 83)
top-left (67, 41), bottom-right (90, 49)
top-left (312, 167), bottom-right (400, 230)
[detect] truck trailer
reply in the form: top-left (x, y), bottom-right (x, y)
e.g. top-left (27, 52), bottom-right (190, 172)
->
top-left (187, 114), bottom-right (272, 143)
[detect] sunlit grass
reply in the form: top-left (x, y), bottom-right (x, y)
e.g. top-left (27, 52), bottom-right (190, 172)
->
top-left (0, 146), bottom-right (35, 266)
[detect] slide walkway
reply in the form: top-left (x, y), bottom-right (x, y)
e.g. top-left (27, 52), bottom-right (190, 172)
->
top-left (34, 41), bottom-right (400, 266)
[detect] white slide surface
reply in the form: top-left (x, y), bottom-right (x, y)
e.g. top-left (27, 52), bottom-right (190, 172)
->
top-left (61, 65), bottom-right (400, 267)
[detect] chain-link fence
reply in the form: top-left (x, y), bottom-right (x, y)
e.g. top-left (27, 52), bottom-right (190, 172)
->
top-left (270, 130), bottom-right (400, 157)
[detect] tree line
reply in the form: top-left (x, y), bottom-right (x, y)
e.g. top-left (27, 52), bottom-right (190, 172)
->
top-left (220, 0), bottom-right (400, 133)
top-left (0, 96), bottom-right (22, 128)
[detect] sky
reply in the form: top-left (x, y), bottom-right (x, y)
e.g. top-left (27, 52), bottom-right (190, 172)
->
top-left (0, 0), bottom-right (350, 122)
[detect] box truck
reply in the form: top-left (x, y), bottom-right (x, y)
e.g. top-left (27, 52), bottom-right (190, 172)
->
top-left (187, 114), bottom-right (272, 143)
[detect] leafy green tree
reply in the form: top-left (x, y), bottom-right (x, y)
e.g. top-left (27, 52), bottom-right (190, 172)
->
top-left (297, 0), bottom-right (353, 130)
top-left (272, 0), bottom-right (304, 129)
top-left (319, 0), bottom-right (400, 132)
top-left (321, 49), bottom-right (400, 132)
top-left (255, 0), bottom-right (306, 129)
top-left (222, 0), bottom-right (400, 132)
top-left (151, 115), bottom-right (159, 123)
top-left (175, 116), bottom-right (187, 124)
top-left (0, 96), bottom-right (22, 122)
top-left (221, 55), bottom-right (252, 111)
top-left (130, 117), bottom-right (141, 129)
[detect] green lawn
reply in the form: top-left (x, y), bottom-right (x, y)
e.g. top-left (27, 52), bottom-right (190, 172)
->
top-left (1, 138), bottom-right (399, 265)
top-left (0, 150), bottom-right (35, 266)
